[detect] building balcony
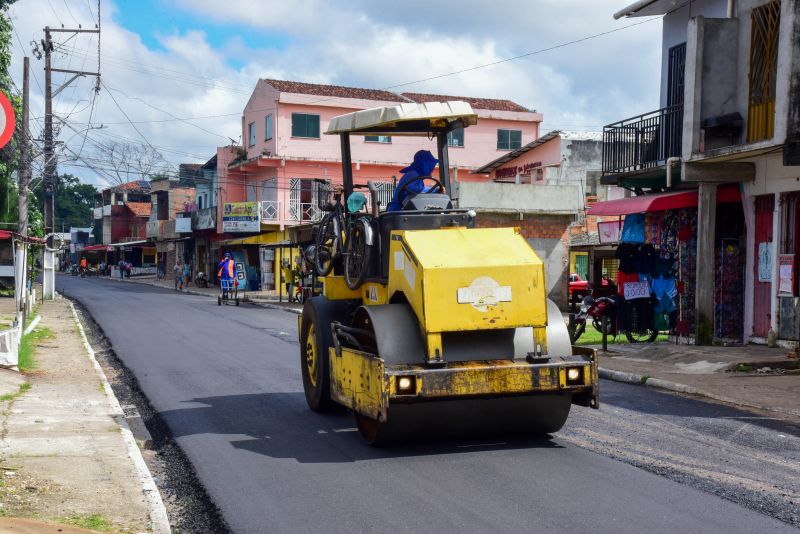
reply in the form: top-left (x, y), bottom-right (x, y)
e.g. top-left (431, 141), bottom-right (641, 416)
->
top-left (259, 201), bottom-right (282, 224)
top-left (602, 104), bottom-right (682, 185)
top-left (145, 220), bottom-right (163, 239)
top-left (287, 201), bottom-right (323, 223)
top-left (192, 207), bottom-right (217, 231)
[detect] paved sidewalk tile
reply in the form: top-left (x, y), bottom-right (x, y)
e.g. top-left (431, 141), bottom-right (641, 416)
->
top-left (594, 341), bottom-right (800, 422)
top-left (0, 298), bottom-right (151, 532)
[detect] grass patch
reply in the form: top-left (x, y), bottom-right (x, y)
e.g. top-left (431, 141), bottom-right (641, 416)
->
top-left (639, 374), bottom-right (651, 384)
top-left (574, 327), bottom-right (670, 346)
top-left (0, 382), bottom-right (31, 402)
top-left (64, 513), bottom-right (114, 532)
top-left (735, 363), bottom-right (753, 373)
top-left (18, 327), bottom-right (53, 373)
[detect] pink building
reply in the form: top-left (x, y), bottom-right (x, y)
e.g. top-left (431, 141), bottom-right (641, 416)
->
top-left (220, 79), bottom-right (541, 231)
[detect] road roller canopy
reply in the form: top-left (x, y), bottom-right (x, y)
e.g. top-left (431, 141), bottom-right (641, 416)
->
top-left (325, 101), bottom-right (477, 136)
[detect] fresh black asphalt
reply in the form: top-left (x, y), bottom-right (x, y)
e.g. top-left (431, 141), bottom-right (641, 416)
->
top-left (58, 276), bottom-right (799, 533)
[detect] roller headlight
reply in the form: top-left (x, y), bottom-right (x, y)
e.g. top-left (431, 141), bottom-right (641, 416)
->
top-left (566, 367), bottom-right (583, 385)
top-left (396, 375), bottom-right (416, 394)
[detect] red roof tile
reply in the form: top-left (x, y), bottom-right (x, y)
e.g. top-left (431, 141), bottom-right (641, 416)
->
top-left (110, 180), bottom-right (151, 192)
top-left (401, 92), bottom-right (529, 113)
top-left (263, 79), bottom-right (405, 103)
top-left (125, 202), bottom-right (152, 217)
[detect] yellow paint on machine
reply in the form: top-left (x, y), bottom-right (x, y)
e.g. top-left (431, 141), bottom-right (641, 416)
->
top-left (329, 345), bottom-right (597, 421)
top-left (328, 347), bottom-right (388, 421)
top-left (388, 227), bottom-right (548, 333)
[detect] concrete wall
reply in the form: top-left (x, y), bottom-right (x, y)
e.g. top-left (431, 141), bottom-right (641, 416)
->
top-left (458, 182), bottom-right (582, 214)
top-left (660, 0), bottom-right (727, 108)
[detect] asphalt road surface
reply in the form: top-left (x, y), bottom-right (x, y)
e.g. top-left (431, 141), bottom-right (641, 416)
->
top-left (58, 276), bottom-right (800, 533)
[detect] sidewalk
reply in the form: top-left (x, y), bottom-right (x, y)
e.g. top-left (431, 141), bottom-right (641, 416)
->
top-left (593, 340), bottom-right (800, 423)
top-left (0, 297), bottom-right (166, 532)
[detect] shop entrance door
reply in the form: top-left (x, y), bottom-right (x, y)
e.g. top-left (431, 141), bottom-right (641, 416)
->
top-left (753, 195), bottom-right (774, 337)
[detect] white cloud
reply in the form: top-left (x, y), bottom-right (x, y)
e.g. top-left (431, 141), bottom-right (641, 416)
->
top-left (7, 0), bottom-right (663, 186)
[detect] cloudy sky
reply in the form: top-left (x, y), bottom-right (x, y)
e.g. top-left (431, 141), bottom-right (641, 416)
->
top-left (6, 0), bottom-right (662, 186)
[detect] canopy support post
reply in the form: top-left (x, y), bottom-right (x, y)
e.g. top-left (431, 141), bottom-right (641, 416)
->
top-left (437, 132), bottom-right (452, 197)
top-left (340, 133), bottom-right (353, 198)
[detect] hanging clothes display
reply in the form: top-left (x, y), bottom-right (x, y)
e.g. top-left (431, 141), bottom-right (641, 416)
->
top-left (620, 213), bottom-right (646, 243)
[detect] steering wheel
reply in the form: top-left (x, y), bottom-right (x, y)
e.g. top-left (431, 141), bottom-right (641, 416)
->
top-left (395, 176), bottom-right (445, 208)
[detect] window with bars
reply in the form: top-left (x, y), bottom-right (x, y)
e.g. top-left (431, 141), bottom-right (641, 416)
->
top-left (747, 0), bottom-right (781, 142)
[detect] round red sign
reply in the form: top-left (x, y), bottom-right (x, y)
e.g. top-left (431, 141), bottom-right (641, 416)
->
top-left (0, 91), bottom-right (16, 149)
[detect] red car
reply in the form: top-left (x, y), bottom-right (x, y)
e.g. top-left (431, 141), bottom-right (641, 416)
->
top-left (569, 273), bottom-right (591, 298)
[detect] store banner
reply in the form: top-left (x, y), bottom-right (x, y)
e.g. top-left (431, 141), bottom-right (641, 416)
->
top-left (222, 202), bottom-right (260, 232)
top-left (598, 220), bottom-right (622, 244)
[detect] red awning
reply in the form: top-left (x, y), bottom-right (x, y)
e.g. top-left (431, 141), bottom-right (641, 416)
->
top-left (587, 185), bottom-right (741, 216)
top-left (0, 230), bottom-right (11, 240)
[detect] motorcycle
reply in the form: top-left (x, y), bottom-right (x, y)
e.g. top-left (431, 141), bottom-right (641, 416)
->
top-left (194, 271), bottom-right (209, 288)
top-left (570, 294), bottom-right (618, 343)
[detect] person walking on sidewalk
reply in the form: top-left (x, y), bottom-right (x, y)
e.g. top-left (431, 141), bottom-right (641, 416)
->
top-left (174, 259), bottom-right (183, 290)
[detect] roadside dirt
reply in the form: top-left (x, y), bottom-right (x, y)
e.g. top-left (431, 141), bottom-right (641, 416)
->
top-left (70, 300), bottom-right (231, 534)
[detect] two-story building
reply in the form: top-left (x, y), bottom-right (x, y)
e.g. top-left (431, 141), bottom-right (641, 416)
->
top-left (596, 0), bottom-right (799, 345)
top-left (146, 172), bottom-right (197, 278)
top-left (216, 79), bottom-right (542, 292)
top-left (93, 180), bottom-right (151, 245)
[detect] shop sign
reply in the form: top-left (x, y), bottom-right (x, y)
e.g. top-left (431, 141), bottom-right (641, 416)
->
top-left (778, 254), bottom-right (794, 296)
top-left (222, 202), bottom-right (260, 232)
top-left (175, 216), bottom-right (192, 233)
top-left (495, 161), bottom-right (541, 180)
top-left (758, 242), bottom-right (772, 282)
top-left (598, 220), bottom-right (622, 244)
top-left (623, 281), bottom-right (651, 300)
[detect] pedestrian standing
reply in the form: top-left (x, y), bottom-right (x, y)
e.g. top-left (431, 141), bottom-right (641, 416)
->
top-left (183, 262), bottom-right (192, 289)
top-left (173, 260), bottom-right (183, 290)
top-left (118, 260), bottom-right (125, 279)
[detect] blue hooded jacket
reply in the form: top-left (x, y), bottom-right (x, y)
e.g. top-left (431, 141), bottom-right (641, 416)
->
top-left (387, 150), bottom-right (438, 211)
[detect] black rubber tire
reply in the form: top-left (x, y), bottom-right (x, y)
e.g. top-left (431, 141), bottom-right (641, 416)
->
top-left (570, 321), bottom-right (586, 343)
top-left (299, 297), bottom-right (355, 412)
top-left (592, 318), bottom-right (615, 334)
top-left (625, 329), bottom-right (660, 343)
top-left (344, 218), bottom-right (373, 290)
top-left (314, 214), bottom-right (341, 276)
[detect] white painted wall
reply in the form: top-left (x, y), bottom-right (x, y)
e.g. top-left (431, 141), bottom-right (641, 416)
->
top-left (458, 182), bottom-right (582, 214)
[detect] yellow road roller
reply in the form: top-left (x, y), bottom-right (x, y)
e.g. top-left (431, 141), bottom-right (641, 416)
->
top-left (299, 101), bottom-right (599, 444)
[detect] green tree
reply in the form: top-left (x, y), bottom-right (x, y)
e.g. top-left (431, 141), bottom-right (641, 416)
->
top-left (33, 174), bottom-right (97, 230)
top-left (0, 1), bottom-right (22, 227)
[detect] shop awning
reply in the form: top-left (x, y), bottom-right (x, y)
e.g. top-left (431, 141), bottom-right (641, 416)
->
top-left (218, 233), bottom-right (287, 247)
top-left (81, 245), bottom-right (114, 252)
top-left (106, 239), bottom-right (150, 247)
top-left (587, 186), bottom-right (741, 216)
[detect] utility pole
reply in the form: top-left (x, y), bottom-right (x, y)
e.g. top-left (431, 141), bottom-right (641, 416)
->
top-left (40, 25), bottom-right (101, 299)
top-left (15, 57), bottom-right (30, 317)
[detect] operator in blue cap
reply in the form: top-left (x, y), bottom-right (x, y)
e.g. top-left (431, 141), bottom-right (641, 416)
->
top-left (387, 150), bottom-right (438, 211)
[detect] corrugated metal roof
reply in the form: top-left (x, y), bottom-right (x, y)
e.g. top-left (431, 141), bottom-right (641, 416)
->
top-left (472, 130), bottom-right (562, 174)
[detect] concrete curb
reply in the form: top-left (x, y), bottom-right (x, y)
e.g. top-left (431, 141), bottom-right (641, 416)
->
top-left (599, 366), bottom-right (800, 419)
top-left (66, 298), bottom-right (171, 534)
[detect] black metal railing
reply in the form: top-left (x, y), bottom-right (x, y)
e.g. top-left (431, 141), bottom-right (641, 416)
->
top-left (602, 104), bottom-right (683, 175)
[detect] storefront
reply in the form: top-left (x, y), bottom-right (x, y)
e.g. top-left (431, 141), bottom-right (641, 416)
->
top-left (216, 229), bottom-right (299, 293)
top-left (587, 185), bottom-right (745, 342)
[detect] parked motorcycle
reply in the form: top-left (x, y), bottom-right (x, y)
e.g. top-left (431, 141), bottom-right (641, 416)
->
top-left (195, 271), bottom-right (209, 288)
top-left (571, 295), bottom-right (617, 343)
